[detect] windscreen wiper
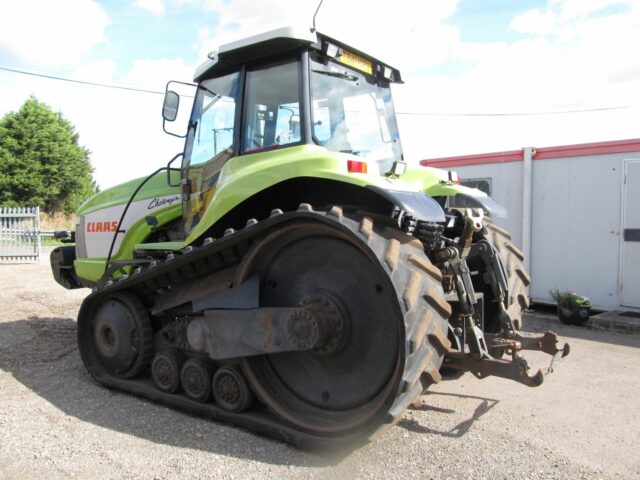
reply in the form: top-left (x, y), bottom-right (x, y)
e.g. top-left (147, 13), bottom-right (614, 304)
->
top-left (312, 69), bottom-right (358, 82)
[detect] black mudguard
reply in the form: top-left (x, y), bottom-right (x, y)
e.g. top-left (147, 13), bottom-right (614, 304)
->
top-left (449, 193), bottom-right (508, 218)
top-left (366, 185), bottom-right (446, 222)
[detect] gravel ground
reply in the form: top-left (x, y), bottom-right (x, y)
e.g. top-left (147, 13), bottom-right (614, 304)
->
top-left (1, 258), bottom-right (639, 479)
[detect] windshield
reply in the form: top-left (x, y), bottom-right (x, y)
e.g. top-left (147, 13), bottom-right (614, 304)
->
top-left (310, 55), bottom-right (403, 174)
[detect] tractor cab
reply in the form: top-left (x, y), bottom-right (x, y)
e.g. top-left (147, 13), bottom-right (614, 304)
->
top-left (162, 27), bottom-right (405, 235)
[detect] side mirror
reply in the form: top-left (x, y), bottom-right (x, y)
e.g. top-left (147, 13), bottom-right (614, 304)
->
top-left (162, 91), bottom-right (180, 122)
top-left (162, 80), bottom-right (196, 138)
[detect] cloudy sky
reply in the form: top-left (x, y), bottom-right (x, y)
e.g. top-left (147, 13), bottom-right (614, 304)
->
top-left (1, 0), bottom-right (639, 188)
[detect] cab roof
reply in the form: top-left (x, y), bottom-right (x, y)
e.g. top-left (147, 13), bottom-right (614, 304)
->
top-left (193, 26), bottom-right (402, 84)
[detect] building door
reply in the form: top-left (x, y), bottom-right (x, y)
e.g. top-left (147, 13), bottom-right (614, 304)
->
top-left (620, 159), bottom-right (640, 308)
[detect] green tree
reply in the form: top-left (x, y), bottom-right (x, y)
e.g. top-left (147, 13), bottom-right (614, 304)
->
top-left (0, 96), bottom-right (97, 215)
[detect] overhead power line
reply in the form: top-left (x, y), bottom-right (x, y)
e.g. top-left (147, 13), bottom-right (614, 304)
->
top-left (0, 65), bottom-right (633, 116)
top-left (0, 66), bottom-right (164, 95)
top-left (396, 106), bottom-right (630, 117)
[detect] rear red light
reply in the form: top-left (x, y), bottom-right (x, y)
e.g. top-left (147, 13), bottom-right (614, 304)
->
top-left (347, 160), bottom-right (368, 173)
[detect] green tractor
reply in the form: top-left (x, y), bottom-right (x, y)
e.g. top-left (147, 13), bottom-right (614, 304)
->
top-left (51, 27), bottom-right (569, 447)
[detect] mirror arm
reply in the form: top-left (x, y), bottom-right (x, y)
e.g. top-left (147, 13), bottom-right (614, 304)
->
top-left (166, 152), bottom-right (184, 187)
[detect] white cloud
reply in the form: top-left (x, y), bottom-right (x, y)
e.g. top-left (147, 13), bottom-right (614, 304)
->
top-left (196, 0), bottom-right (461, 73)
top-left (135, 0), bottom-right (166, 16)
top-left (72, 60), bottom-right (119, 81)
top-left (0, 0), bottom-right (109, 68)
top-left (510, 9), bottom-right (558, 35)
top-left (552, 0), bottom-right (634, 20)
top-left (126, 58), bottom-right (194, 84)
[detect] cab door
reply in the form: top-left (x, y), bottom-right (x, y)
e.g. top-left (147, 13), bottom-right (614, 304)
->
top-left (183, 72), bottom-right (240, 234)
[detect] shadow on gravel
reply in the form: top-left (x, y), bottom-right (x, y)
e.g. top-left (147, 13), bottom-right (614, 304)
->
top-left (401, 391), bottom-right (498, 437)
top-left (0, 316), bottom-right (351, 467)
top-left (1, 316), bottom-right (506, 465)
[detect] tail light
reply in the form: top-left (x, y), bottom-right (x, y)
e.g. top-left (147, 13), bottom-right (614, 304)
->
top-left (347, 160), bottom-right (368, 173)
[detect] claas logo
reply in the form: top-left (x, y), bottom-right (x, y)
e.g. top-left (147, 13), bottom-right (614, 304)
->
top-left (87, 221), bottom-right (119, 233)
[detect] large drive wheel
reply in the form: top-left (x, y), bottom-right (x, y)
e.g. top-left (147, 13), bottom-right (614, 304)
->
top-left (237, 208), bottom-right (451, 439)
top-left (480, 221), bottom-right (531, 331)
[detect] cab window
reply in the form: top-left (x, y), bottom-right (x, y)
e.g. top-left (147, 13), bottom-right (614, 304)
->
top-left (242, 61), bottom-right (302, 153)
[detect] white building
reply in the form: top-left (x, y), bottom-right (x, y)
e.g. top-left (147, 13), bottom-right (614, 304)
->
top-left (421, 139), bottom-right (640, 311)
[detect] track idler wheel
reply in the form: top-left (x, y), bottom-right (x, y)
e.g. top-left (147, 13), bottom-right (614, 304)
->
top-left (180, 358), bottom-right (214, 402)
top-left (91, 292), bottom-right (153, 378)
top-left (212, 366), bottom-right (255, 413)
top-left (151, 350), bottom-right (184, 393)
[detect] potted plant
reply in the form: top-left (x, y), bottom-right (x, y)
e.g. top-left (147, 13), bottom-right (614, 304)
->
top-left (549, 289), bottom-right (592, 325)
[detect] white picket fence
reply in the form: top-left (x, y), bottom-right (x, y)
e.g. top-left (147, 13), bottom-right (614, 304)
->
top-left (0, 206), bottom-right (41, 262)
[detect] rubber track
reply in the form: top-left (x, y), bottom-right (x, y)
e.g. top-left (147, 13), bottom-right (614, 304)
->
top-left (77, 207), bottom-right (450, 448)
top-left (485, 221), bottom-right (531, 329)
top-left (347, 219), bottom-right (451, 439)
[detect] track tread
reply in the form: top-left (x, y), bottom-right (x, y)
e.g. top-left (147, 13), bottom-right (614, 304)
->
top-left (383, 238), bottom-right (400, 272)
top-left (425, 288), bottom-right (453, 318)
top-left (407, 253), bottom-right (443, 282)
top-left (506, 242), bottom-right (525, 261)
top-left (402, 271), bottom-right (422, 311)
top-left (516, 267), bottom-right (531, 286)
top-left (486, 223), bottom-right (511, 240)
top-left (421, 367), bottom-right (442, 385)
top-left (428, 329), bottom-right (453, 354)
top-left (358, 216), bottom-right (373, 240)
top-left (403, 347), bottom-right (434, 392)
top-left (328, 205), bottom-right (344, 220)
top-left (409, 309), bottom-right (433, 354)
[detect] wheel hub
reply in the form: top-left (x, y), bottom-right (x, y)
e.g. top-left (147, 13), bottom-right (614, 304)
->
top-left (217, 375), bottom-right (240, 404)
top-left (298, 293), bottom-right (347, 356)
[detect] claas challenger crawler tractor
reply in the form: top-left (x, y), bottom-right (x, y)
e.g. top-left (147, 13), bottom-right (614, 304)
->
top-left (51, 27), bottom-right (569, 447)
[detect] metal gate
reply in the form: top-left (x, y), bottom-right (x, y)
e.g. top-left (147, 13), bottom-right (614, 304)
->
top-left (0, 207), bottom-right (41, 262)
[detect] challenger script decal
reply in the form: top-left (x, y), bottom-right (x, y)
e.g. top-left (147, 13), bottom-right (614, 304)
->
top-left (148, 195), bottom-right (181, 210)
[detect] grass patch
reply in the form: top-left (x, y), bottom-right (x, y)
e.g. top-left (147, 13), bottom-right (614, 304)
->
top-left (41, 237), bottom-right (68, 247)
top-left (40, 213), bottom-right (75, 231)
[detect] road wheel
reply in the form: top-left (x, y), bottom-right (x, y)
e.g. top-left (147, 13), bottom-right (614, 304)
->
top-left (212, 366), bottom-right (255, 413)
